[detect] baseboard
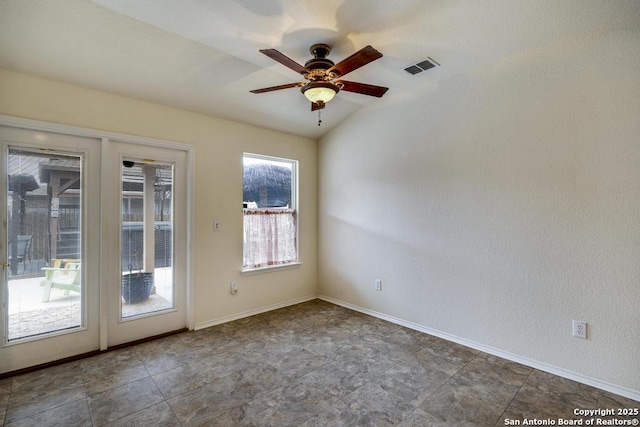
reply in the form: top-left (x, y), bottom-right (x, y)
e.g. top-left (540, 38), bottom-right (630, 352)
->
top-left (194, 295), bottom-right (317, 330)
top-left (318, 294), bottom-right (640, 402)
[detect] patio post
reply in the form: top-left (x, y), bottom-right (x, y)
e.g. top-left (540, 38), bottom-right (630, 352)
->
top-left (143, 165), bottom-right (156, 273)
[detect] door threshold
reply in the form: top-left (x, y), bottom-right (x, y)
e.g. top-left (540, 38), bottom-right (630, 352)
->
top-left (0, 327), bottom-right (188, 379)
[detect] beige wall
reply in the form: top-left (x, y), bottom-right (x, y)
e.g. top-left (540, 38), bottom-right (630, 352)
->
top-left (318, 20), bottom-right (640, 394)
top-left (0, 69), bottom-right (317, 327)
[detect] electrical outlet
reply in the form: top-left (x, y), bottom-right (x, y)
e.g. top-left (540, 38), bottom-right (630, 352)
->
top-left (572, 320), bottom-right (587, 339)
top-left (374, 279), bottom-right (382, 291)
top-left (230, 281), bottom-right (238, 295)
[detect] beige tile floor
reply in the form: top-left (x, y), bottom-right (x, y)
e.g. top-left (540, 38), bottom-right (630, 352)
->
top-left (0, 300), bottom-right (637, 426)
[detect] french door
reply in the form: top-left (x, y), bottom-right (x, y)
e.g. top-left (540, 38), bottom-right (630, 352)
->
top-left (1, 126), bottom-right (101, 372)
top-left (1, 123), bottom-right (190, 373)
top-left (103, 140), bottom-right (188, 347)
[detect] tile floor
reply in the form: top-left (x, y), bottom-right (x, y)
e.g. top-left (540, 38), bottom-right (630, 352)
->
top-left (0, 299), bottom-right (637, 426)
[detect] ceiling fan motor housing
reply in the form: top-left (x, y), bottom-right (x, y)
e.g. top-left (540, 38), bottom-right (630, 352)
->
top-left (305, 43), bottom-right (335, 76)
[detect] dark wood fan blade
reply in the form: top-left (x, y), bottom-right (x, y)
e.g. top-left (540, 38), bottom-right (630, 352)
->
top-left (337, 80), bottom-right (389, 97)
top-left (260, 49), bottom-right (309, 75)
top-left (328, 45), bottom-right (382, 77)
top-left (250, 82), bottom-right (302, 94)
top-left (311, 101), bottom-right (326, 111)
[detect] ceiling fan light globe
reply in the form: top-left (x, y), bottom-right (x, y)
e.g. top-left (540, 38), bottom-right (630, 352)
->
top-left (301, 82), bottom-right (338, 103)
top-left (304, 87), bottom-right (336, 103)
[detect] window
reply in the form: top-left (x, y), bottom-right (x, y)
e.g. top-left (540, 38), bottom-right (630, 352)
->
top-left (6, 147), bottom-right (84, 340)
top-left (120, 160), bottom-right (174, 317)
top-left (243, 153), bottom-right (298, 270)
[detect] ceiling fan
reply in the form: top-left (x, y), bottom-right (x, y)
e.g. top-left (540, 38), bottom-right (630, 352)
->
top-left (250, 43), bottom-right (389, 112)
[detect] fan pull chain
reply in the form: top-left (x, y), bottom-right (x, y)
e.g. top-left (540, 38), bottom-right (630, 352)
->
top-left (318, 110), bottom-right (322, 126)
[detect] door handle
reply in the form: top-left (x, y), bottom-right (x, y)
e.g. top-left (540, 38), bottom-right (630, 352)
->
top-left (0, 263), bottom-right (9, 268)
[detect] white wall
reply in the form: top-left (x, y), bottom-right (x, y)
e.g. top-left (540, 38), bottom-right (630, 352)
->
top-left (0, 69), bottom-right (317, 327)
top-left (318, 19), bottom-right (640, 395)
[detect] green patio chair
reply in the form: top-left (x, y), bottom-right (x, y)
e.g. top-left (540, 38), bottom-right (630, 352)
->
top-left (40, 259), bottom-right (81, 302)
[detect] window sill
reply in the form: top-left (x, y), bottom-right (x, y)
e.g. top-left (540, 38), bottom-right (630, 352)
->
top-left (241, 262), bottom-right (302, 276)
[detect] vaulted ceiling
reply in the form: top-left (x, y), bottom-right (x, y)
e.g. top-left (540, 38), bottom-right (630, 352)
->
top-left (0, 1), bottom-right (636, 139)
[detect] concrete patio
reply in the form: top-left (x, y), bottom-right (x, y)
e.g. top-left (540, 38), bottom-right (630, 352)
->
top-left (6, 266), bottom-right (173, 341)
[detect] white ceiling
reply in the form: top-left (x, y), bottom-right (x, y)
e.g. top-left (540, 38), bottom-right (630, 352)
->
top-left (0, 0), bottom-right (637, 139)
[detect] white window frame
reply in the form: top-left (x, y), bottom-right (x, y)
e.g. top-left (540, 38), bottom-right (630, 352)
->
top-left (242, 153), bottom-right (300, 273)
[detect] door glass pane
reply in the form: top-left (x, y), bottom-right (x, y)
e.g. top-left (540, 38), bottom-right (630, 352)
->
top-left (121, 160), bottom-right (173, 318)
top-left (5, 148), bottom-right (83, 341)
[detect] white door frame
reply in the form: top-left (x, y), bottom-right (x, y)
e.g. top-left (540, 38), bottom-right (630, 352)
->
top-left (1, 127), bottom-right (101, 372)
top-left (104, 141), bottom-right (189, 346)
top-left (0, 115), bottom-right (195, 354)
